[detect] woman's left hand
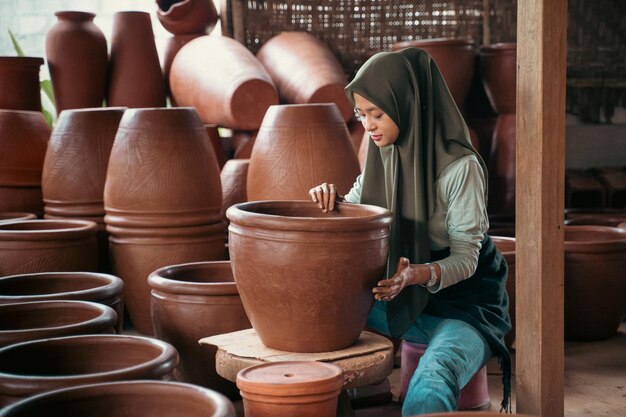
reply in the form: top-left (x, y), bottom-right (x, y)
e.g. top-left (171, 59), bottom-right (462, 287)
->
top-left (373, 257), bottom-right (414, 301)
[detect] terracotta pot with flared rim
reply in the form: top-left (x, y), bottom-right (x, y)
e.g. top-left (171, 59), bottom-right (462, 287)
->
top-left (391, 38), bottom-right (476, 110)
top-left (0, 300), bottom-right (117, 348)
top-left (565, 215), bottom-right (626, 227)
top-left (169, 36), bottom-right (279, 130)
top-left (226, 201), bottom-right (392, 352)
top-left (480, 43), bottom-right (517, 115)
top-left (0, 219), bottom-right (98, 277)
top-left (0, 110), bottom-right (50, 215)
top-left (156, 0), bottom-right (219, 35)
top-left (0, 213), bottom-right (36, 224)
top-left (107, 12), bottom-right (166, 108)
top-left (148, 261), bottom-right (251, 398)
top-left (0, 334), bottom-right (178, 406)
top-left (108, 222), bottom-right (226, 335)
top-left (487, 113), bottom-right (516, 215)
top-left (45, 11), bottom-right (108, 114)
top-left (564, 226), bottom-right (626, 341)
top-left (490, 236), bottom-right (516, 349)
top-left (256, 31), bottom-right (353, 122)
top-left (236, 361), bottom-right (344, 417)
top-left (0, 380), bottom-right (236, 417)
top-left (0, 57), bottom-right (43, 111)
top-left (247, 104), bottom-right (360, 201)
top-left (0, 272), bottom-right (124, 333)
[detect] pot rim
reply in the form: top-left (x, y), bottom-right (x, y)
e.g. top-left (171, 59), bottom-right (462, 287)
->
top-left (148, 261), bottom-right (237, 295)
top-left (0, 219), bottom-right (98, 240)
top-left (564, 225), bottom-right (626, 251)
top-left (0, 57), bottom-right (44, 67)
top-left (392, 37), bottom-right (475, 49)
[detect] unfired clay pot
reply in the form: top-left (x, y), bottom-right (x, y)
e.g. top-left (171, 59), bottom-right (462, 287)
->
top-left (247, 104), bottom-right (360, 201)
top-left (0, 57), bottom-right (43, 111)
top-left (0, 213), bottom-right (36, 224)
top-left (237, 361), bottom-right (344, 417)
top-left (0, 300), bottom-right (116, 348)
top-left (45, 12), bottom-right (108, 113)
top-left (490, 236), bottom-right (516, 349)
top-left (169, 36), bottom-right (278, 129)
top-left (149, 261), bottom-right (251, 398)
top-left (0, 272), bottom-right (124, 333)
top-left (0, 380), bottom-right (236, 417)
top-left (0, 334), bottom-right (178, 406)
top-left (564, 226), bottom-right (626, 341)
top-left (156, 0), bottom-right (219, 35)
top-left (0, 110), bottom-right (50, 215)
top-left (0, 219), bottom-right (98, 277)
top-left (256, 31), bottom-right (353, 122)
top-left (227, 201), bottom-right (392, 352)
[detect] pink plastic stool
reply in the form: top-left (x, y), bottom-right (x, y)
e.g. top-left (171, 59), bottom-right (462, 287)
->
top-left (399, 341), bottom-right (490, 410)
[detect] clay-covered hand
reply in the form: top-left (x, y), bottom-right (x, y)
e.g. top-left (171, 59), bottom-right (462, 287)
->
top-left (308, 182), bottom-right (343, 212)
top-left (373, 257), bottom-right (414, 302)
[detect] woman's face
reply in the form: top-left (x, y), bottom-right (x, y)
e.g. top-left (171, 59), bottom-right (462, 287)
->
top-left (353, 93), bottom-right (400, 148)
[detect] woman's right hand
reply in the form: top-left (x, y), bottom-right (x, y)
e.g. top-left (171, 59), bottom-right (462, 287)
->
top-left (309, 183), bottom-right (342, 212)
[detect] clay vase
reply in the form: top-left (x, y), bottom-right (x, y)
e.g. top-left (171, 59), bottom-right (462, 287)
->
top-left (256, 31), bottom-right (353, 122)
top-left (42, 107), bottom-right (125, 273)
top-left (104, 108), bottom-right (225, 335)
top-left (247, 104), bottom-right (360, 201)
top-left (205, 124), bottom-right (226, 169)
top-left (480, 43), bottom-right (517, 215)
top-left (0, 219), bottom-right (98, 277)
top-left (162, 34), bottom-right (202, 103)
top-left (221, 159), bottom-right (249, 227)
top-left (0, 272), bottom-right (124, 333)
top-left (45, 12), bottom-right (108, 113)
top-left (231, 130), bottom-right (257, 159)
top-left (490, 236), bottom-right (516, 349)
top-left (0, 213), bottom-right (36, 224)
top-left (0, 300), bottom-right (117, 348)
top-left (0, 334), bottom-right (178, 406)
top-left (107, 11), bottom-right (166, 108)
top-left (156, 0), bottom-right (219, 35)
top-left (149, 261), bottom-right (251, 398)
top-left (0, 57), bottom-right (43, 111)
top-left (0, 380), bottom-right (236, 417)
top-left (564, 226), bottom-right (626, 341)
top-left (169, 36), bottom-right (278, 129)
top-left (227, 201), bottom-right (392, 352)
top-left (0, 110), bottom-right (50, 215)
top-left (236, 361), bottom-right (344, 417)
top-left (391, 38), bottom-right (475, 111)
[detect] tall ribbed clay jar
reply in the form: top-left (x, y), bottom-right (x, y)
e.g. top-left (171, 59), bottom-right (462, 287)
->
top-left (42, 107), bottom-right (125, 273)
top-left (256, 31), bottom-right (353, 122)
top-left (227, 201), bottom-right (392, 352)
top-left (45, 12), bottom-right (108, 113)
top-left (169, 36), bottom-right (279, 130)
top-left (0, 110), bottom-right (50, 215)
top-left (104, 108), bottom-right (225, 335)
top-left (480, 43), bottom-right (517, 215)
top-left (247, 103), bottom-right (360, 201)
top-left (156, 0), bottom-right (219, 35)
top-left (107, 11), bottom-right (166, 108)
top-left (0, 57), bottom-right (43, 111)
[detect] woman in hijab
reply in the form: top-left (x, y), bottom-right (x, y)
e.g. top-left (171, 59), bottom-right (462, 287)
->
top-left (309, 48), bottom-right (511, 415)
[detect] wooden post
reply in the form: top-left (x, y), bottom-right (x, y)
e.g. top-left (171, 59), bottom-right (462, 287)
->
top-left (516, 0), bottom-right (567, 416)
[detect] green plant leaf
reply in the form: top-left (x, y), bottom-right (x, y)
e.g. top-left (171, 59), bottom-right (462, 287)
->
top-left (8, 29), bottom-right (25, 57)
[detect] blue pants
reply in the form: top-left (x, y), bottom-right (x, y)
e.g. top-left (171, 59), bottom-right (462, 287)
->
top-left (366, 300), bottom-right (493, 416)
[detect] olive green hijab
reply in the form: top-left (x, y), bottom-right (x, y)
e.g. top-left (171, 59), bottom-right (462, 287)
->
top-left (345, 48), bottom-right (488, 337)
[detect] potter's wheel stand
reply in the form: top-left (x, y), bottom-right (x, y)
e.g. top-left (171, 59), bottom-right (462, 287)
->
top-left (200, 329), bottom-right (394, 416)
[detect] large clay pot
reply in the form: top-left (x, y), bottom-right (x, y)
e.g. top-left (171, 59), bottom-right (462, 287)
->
top-left (231, 130), bottom-right (257, 159)
top-left (107, 11), bottom-right (166, 108)
top-left (0, 272), bottom-right (124, 333)
top-left (156, 0), bottom-right (219, 35)
top-left (42, 107), bottom-right (125, 273)
top-left (490, 236), bottom-right (515, 349)
top-left (162, 34), bottom-right (202, 103)
top-left (0, 219), bottom-right (98, 277)
top-left (564, 208), bottom-right (626, 227)
top-left (0, 213), bottom-right (36, 224)
top-left (149, 261), bottom-right (251, 398)
top-left (205, 124), bottom-right (226, 169)
top-left (104, 108), bottom-right (225, 334)
top-left (564, 226), bottom-right (626, 341)
top-left (169, 36), bottom-right (278, 129)
top-left (0, 300), bottom-right (117, 348)
top-left (256, 31), bottom-right (353, 122)
top-left (221, 159), bottom-right (249, 228)
top-left (45, 12), bottom-right (108, 113)
top-left (0, 110), bottom-right (50, 215)
top-left (226, 201), bottom-right (392, 352)
top-left (0, 334), bottom-right (178, 406)
top-left (391, 38), bottom-right (475, 111)
top-left (0, 57), bottom-right (43, 111)
top-left (236, 361), bottom-right (343, 417)
top-left (480, 43), bottom-right (517, 115)
top-left (247, 104), bottom-right (360, 201)
top-left (0, 380), bottom-right (235, 417)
